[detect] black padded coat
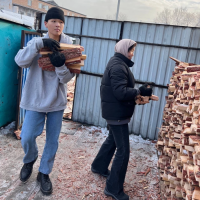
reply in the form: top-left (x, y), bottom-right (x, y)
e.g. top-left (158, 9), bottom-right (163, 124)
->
top-left (100, 53), bottom-right (138, 120)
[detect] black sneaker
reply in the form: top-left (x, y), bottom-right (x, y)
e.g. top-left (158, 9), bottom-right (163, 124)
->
top-left (91, 166), bottom-right (110, 177)
top-left (104, 187), bottom-right (129, 200)
top-left (37, 172), bottom-right (52, 195)
top-left (20, 156), bottom-right (38, 183)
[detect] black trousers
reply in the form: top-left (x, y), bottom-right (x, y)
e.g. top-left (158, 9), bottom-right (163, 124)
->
top-left (91, 124), bottom-right (130, 194)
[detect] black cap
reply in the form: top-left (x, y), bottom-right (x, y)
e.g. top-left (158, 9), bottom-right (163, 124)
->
top-left (45, 7), bottom-right (65, 23)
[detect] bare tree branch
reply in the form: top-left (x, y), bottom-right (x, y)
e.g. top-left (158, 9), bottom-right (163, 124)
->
top-left (154, 8), bottom-right (172, 24)
top-left (154, 7), bottom-right (198, 27)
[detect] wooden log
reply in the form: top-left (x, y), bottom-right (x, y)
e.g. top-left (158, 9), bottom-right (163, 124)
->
top-left (68, 60), bottom-right (84, 67)
top-left (150, 95), bottom-right (159, 101)
top-left (189, 136), bottom-right (200, 145)
top-left (40, 43), bottom-right (84, 55)
top-left (192, 186), bottom-right (200, 200)
top-left (187, 66), bottom-right (200, 73)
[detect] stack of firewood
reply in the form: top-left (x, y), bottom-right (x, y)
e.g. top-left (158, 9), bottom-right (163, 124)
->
top-left (38, 43), bottom-right (86, 74)
top-left (156, 57), bottom-right (200, 200)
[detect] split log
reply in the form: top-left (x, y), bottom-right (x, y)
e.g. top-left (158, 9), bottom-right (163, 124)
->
top-left (150, 95), bottom-right (159, 101)
top-left (39, 43), bottom-right (84, 55)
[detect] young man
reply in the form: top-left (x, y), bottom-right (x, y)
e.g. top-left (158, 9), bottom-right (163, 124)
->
top-left (15, 7), bottom-right (74, 195)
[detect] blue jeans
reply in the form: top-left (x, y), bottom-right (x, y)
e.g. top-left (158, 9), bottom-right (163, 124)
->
top-left (20, 110), bottom-right (64, 174)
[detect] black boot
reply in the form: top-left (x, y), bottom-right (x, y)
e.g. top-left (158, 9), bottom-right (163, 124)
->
top-left (37, 172), bottom-right (52, 195)
top-left (20, 156), bottom-right (38, 183)
top-left (104, 187), bottom-right (129, 200)
top-left (91, 166), bottom-right (110, 177)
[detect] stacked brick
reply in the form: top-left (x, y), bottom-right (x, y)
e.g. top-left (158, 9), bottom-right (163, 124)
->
top-left (157, 57), bottom-right (200, 200)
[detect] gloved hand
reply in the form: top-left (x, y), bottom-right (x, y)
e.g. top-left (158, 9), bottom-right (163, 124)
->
top-left (139, 83), bottom-right (153, 96)
top-left (42, 38), bottom-right (60, 51)
top-left (48, 51), bottom-right (66, 67)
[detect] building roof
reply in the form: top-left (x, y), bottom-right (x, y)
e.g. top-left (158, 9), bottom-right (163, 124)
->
top-left (0, 9), bottom-right (34, 28)
top-left (45, 1), bottom-right (58, 6)
top-left (39, 0), bottom-right (86, 16)
top-left (12, 1), bottom-right (86, 16)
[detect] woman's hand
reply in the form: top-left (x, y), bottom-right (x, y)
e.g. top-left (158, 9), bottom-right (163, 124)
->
top-left (139, 84), bottom-right (153, 96)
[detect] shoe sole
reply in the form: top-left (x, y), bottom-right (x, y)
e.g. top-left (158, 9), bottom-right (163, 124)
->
top-left (104, 188), bottom-right (129, 200)
top-left (37, 177), bottom-right (52, 196)
top-left (91, 167), bottom-right (109, 178)
top-left (104, 188), bottom-right (118, 200)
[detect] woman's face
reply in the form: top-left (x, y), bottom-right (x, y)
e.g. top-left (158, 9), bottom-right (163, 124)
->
top-left (127, 47), bottom-right (135, 60)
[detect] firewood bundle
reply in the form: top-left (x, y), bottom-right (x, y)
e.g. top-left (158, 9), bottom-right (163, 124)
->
top-left (38, 43), bottom-right (87, 74)
top-left (135, 94), bottom-right (159, 104)
top-left (156, 57), bottom-right (200, 200)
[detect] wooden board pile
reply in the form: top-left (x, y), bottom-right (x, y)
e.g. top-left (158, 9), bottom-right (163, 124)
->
top-left (156, 57), bottom-right (200, 200)
top-left (38, 43), bottom-right (86, 74)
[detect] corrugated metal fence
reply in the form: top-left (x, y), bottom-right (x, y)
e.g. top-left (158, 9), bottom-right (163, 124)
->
top-left (15, 31), bottom-right (41, 130)
top-left (40, 16), bottom-right (200, 140)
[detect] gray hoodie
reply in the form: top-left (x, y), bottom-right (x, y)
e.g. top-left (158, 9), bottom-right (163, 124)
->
top-left (15, 32), bottom-right (75, 112)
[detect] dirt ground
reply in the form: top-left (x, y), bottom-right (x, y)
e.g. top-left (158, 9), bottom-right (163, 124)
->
top-left (0, 120), bottom-right (161, 200)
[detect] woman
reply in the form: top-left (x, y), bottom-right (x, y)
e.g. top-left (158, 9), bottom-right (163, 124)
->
top-left (91, 39), bottom-right (152, 200)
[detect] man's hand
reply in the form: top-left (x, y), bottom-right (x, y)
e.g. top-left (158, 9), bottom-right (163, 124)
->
top-left (42, 38), bottom-right (60, 51)
top-left (48, 51), bottom-right (66, 67)
top-left (139, 84), bottom-right (153, 96)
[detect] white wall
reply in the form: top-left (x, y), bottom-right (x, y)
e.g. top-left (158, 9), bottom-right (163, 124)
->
top-left (0, 0), bottom-right (12, 11)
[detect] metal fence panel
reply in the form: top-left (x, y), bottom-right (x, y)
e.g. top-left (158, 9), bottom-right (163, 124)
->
top-left (81, 38), bottom-right (116, 74)
top-left (131, 45), bottom-right (188, 85)
top-left (72, 19), bottom-right (200, 139)
top-left (187, 50), bottom-right (200, 64)
top-left (72, 76), bottom-right (167, 140)
top-left (81, 19), bottom-right (121, 39)
top-left (189, 29), bottom-right (200, 48)
top-left (123, 23), bottom-right (191, 46)
top-left (17, 31), bottom-right (40, 129)
top-left (39, 17), bottom-right (200, 139)
top-left (72, 74), bottom-right (106, 127)
top-left (129, 84), bottom-right (168, 139)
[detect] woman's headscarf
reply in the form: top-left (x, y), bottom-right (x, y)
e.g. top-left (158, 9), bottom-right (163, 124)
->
top-left (115, 39), bottom-right (137, 58)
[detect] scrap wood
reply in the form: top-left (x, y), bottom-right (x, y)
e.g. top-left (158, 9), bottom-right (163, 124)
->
top-left (14, 129), bottom-right (21, 140)
top-left (78, 156), bottom-right (85, 159)
top-left (145, 168), bottom-right (151, 176)
top-left (150, 95), bottom-right (159, 101)
top-left (169, 57), bottom-right (181, 64)
top-left (136, 94), bottom-right (159, 105)
top-left (40, 43), bottom-right (84, 55)
top-left (156, 57), bottom-right (200, 199)
top-left (38, 46), bottom-right (86, 73)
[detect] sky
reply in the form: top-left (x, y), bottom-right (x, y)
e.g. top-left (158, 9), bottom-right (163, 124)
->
top-left (54, 0), bottom-right (200, 23)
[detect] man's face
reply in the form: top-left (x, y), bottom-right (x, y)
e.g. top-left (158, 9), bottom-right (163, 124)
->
top-left (44, 19), bottom-right (64, 36)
